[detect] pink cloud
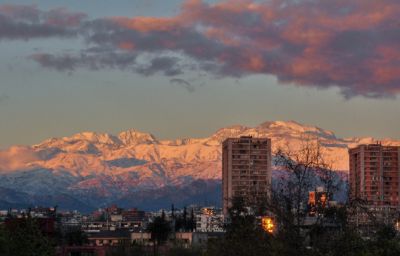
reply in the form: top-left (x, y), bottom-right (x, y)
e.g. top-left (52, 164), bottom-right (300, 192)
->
top-left (0, 146), bottom-right (40, 171)
top-left (21, 0), bottom-right (400, 98)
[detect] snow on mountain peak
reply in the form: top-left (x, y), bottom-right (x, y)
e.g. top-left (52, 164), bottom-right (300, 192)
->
top-left (259, 120), bottom-right (336, 139)
top-left (261, 120), bottom-right (312, 131)
top-left (210, 125), bottom-right (249, 142)
top-left (3, 121), bottom-right (400, 179)
top-left (118, 129), bottom-right (157, 145)
top-left (2, 120), bottom-right (400, 210)
top-left (70, 132), bottom-right (121, 145)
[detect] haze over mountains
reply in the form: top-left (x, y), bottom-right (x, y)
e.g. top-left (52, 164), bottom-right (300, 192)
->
top-left (0, 121), bottom-right (399, 212)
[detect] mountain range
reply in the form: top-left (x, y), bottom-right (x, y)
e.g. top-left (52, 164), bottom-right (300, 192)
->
top-left (0, 121), bottom-right (399, 212)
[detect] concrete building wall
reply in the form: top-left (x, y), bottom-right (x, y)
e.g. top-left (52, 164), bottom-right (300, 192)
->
top-left (349, 144), bottom-right (400, 208)
top-left (196, 214), bottom-right (224, 232)
top-left (222, 136), bottom-right (272, 215)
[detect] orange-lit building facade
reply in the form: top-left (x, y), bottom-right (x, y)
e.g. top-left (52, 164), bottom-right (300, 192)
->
top-left (308, 187), bottom-right (328, 216)
top-left (222, 136), bottom-right (272, 215)
top-left (261, 216), bottom-right (275, 233)
top-left (349, 144), bottom-right (400, 208)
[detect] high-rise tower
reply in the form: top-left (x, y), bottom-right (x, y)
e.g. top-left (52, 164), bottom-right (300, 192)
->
top-left (222, 136), bottom-right (272, 215)
top-left (349, 144), bottom-right (400, 208)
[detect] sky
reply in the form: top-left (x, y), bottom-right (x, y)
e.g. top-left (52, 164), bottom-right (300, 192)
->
top-left (1, 0), bottom-right (400, 148)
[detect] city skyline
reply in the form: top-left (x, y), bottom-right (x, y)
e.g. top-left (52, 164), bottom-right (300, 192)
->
top-left (2, 1), bottom-right (400, 255)
top-left (1, 0), bottom-right (400, 148)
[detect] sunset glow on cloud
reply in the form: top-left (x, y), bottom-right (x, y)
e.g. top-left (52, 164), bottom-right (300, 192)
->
top-left (2, 0), bottom-right (400, 98)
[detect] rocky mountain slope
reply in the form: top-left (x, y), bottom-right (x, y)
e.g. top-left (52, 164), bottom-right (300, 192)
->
top-left (0, 121), bottom-right (399, 211)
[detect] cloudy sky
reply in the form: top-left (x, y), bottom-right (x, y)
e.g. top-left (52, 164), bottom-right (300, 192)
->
top-left (1, 0), bottom-right (400, 148)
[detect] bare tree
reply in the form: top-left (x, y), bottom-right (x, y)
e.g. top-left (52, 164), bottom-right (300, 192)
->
top-left (275, 139), bottom-right (319, 225)
top-left (270, 137), bottom-right (342, 233)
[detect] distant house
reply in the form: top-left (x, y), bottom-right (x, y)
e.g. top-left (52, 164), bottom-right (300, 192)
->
top-left (174, 232), bottom-right (193, 248)
top-left (83, 206), bottom-right (146, 232)
top-left (87, 230), bottom-right (131, 246)
top-left (122, 208), bottom-right (146, 222)
top-left (131, 231), bottom-right (152, 246)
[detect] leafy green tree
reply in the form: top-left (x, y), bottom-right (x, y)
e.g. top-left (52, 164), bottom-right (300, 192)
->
top-left (368, 225), bottom-right (400, 256)
top-left (3, 216), bottom-right (55, 256)
top-left (64, 229), bottom-right (88, 246)
top-left (206, 197), bottom-right (274, 256)
top-left (188, 209), bottom-right (196, 232)
top-left (148, 215), bottom-right (171, 245)
top-left (175, 216), bottom-right (185, 232)
top-left (341, 229), bottom-right (374, 256)
top-left (147, 211), bottom-right (172, 255)
top-left (0, 225), bottom-right (8, 255)
top-left (175, 206), bottom-right (195, 232)
top-left (183, 207), bottom-right (187, 229)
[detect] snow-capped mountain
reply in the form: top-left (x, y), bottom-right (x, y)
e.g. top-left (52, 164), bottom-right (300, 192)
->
top-left (0, 121), bottom-right (399, 211)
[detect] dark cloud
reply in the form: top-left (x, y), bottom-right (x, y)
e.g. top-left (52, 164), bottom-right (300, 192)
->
top-left (29, 50), bottom-right (185, 77)
top-left (136, 56), bottom-right (183, 76)
top-left (0, 4), bottom-right (85, 40)
top-left (0, 15), bottom-right (75, 40)
top-left (6, 1), bottom-right (399, 98)
top-left (43, 8), bottom-right (87, 27)
top-left (30, 51), bottom-right (137, 72)
top-left (0, 4), bottom-right (40, 22)
top-left (170, 78), bottom-right (195, 93)
top-left (30, 53), bottom-right (77, 71)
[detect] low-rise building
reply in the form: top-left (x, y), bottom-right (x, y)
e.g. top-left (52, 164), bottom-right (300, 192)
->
top-left (87, 230), bottom-right (131, 246)
top-left (131, 231), bottom-right (152, 245)
top-left (196, 207), bottom-right (225, 232)
top-left (174, 232), bottom-right (193, 248)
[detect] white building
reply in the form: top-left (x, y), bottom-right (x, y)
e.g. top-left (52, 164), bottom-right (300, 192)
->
top-left (195, 207), bottom-right (225, 232)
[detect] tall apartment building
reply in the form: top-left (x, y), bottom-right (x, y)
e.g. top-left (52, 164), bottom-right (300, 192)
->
top-left (222, 136), bottom-right (272, 215)
top-left (349, 144), bottom-right (400, 208)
